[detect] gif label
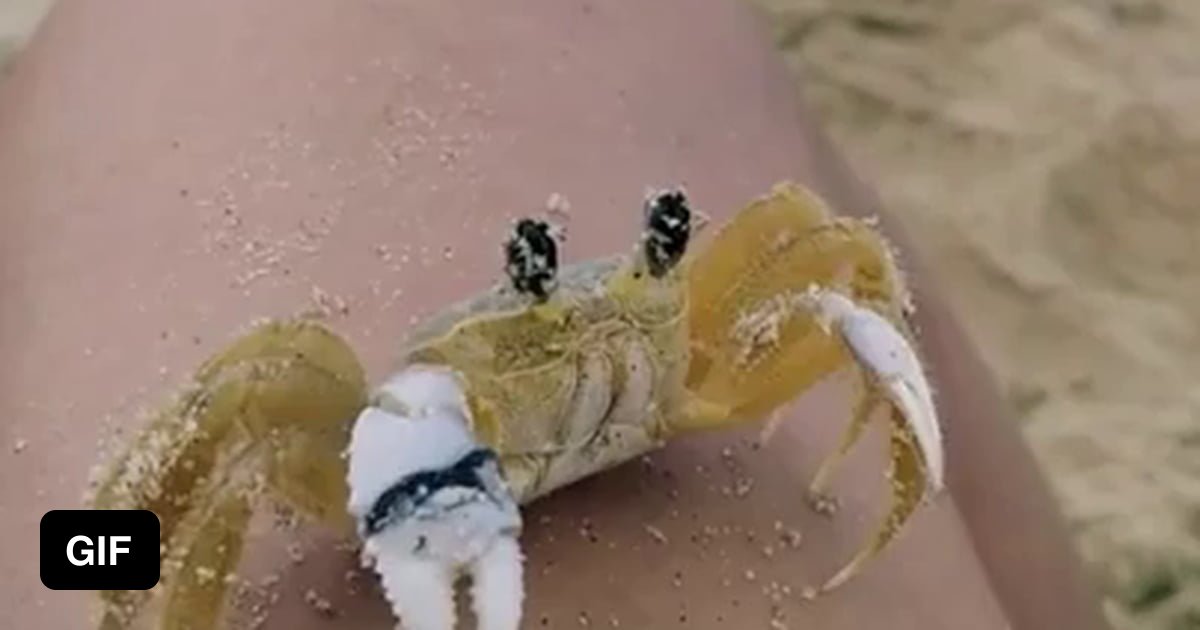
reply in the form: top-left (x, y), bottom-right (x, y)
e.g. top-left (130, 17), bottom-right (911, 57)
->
top-left (40, 510), bottom-right (160, 590)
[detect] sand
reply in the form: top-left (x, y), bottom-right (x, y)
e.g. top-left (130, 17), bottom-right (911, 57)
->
top-left (749, 1), bottom-right (1200, 626)
top-left (3, 1), bottom-right (1197, 628)
top-left (0, 0), bottom-right (48, 72)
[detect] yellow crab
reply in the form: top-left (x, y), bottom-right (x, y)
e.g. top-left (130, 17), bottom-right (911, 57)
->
top-left (89, 183), bottom-right (943, 630)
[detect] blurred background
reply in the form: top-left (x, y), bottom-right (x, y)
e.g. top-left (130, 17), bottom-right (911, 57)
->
top-left (3, 1), bottom-right (1196, 628)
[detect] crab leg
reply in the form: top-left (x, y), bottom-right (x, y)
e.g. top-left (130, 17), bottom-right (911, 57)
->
top-left (90, 320), bottom-right (368, 628)
top-left (805, 372), bottom-right (879, 508)
top-left (678, 182), bottom-right (945, 592)
top-left (820, 409), bottom-right (926, 592)
top-left (157, 474), bottom-right (254, 630)
top-left (348, 367), bottom-right (524, 630)
top-left (797, 286), bottom-right (942, 591)
top-left (685, 288), bottom-right (944, 592)
top-left (801, 286), bottom-right (944, 498)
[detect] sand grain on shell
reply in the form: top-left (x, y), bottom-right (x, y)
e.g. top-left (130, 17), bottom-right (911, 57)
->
top-left (730, 293), bottom-right (800, 367)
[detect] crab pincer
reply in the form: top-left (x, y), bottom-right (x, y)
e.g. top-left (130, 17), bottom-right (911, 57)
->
top-left (681, 183), bottom-right (946, 593)
top-left (347, 367), bottom-right (523, 630)
top-left (797, 285), bottom-right (944, 591)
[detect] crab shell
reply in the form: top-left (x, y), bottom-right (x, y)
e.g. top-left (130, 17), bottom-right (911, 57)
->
top-left (375, 181), bottom-right (918, 508)
top-left (392, 253), bottom-right (692, 503)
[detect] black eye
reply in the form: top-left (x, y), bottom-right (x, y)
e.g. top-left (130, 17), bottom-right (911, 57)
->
top-left (504, 218), bottom-right (559, 301)
top-left (643, 188), bottom-right (692, 278)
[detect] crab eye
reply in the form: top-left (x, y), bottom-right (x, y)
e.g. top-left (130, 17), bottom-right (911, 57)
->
top-left (643, 188), bottom-right (692, 278)
top-left (504, 217), bottom-right (559, 301)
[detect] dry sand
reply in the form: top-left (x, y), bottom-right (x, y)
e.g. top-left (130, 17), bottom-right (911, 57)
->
top-left (0, 0), bottom-right (49, 70)
top-left (749, 1), bottom-right (1200, 627)
top-left (3, 1), bottom-right (1197, 628)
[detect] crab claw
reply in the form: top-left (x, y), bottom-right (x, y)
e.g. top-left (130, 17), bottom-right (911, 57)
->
top-left (801, 286), bottom-right (943, 492)
top-left (348, 367), bottom-right (524, 630)
top-left (679, 183), bottom-right (946, 594)
top-left (798, 286), bottom-right (944, 592)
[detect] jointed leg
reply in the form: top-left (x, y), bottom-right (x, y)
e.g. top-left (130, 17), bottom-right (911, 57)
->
top-left (157, 478), bottom-right (254, 630)
top-left (820, 409), bottom-right (927, 592)
top-left (90, 321), bottom-right (368, 629)
top-left (807, 372), bottom-right (879, 513)
top-left (678, 184), bottom-right (943, 593)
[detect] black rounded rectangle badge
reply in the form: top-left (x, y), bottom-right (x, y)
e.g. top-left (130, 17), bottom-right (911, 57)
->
top-left (40, 510), bottom-right (160, 590)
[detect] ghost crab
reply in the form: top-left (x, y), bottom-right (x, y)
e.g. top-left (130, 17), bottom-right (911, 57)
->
top-left (90, 182), bottom-right (944, 630)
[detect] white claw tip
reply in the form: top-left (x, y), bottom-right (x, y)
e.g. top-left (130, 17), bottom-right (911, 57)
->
top-left (367, 531), bottom-right (525, 630)
top-left (811, 288), bottom-right (945, 497)
top-left (472, 536), bottom-right (525, 630)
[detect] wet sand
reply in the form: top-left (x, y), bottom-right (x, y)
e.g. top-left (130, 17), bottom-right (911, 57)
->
top-left (4, 1), bottom-right (1198, 628)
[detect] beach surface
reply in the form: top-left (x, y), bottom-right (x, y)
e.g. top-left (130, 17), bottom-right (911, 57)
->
top-left (749, 1), bottom-right (1200, 627)
top-left (4, 1), bottom-right (1198, 627)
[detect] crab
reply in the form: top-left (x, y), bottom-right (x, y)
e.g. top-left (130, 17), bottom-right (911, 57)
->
top-left (89, 182), bottom-right (944, 630)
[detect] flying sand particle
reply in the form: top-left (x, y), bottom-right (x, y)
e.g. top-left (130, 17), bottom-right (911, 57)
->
top-left (307, 286), bottom-right (350, 319)
top-left (811, 495), bottom-right (839, 516)
top-left (304, 588), bottom-right (336, 617)
top-left (643, 524), bottom-right (668, 544)
top-left (286, 542), bottom-right (306, 564)
top-left (546, 192), bottom-right (571, 218)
